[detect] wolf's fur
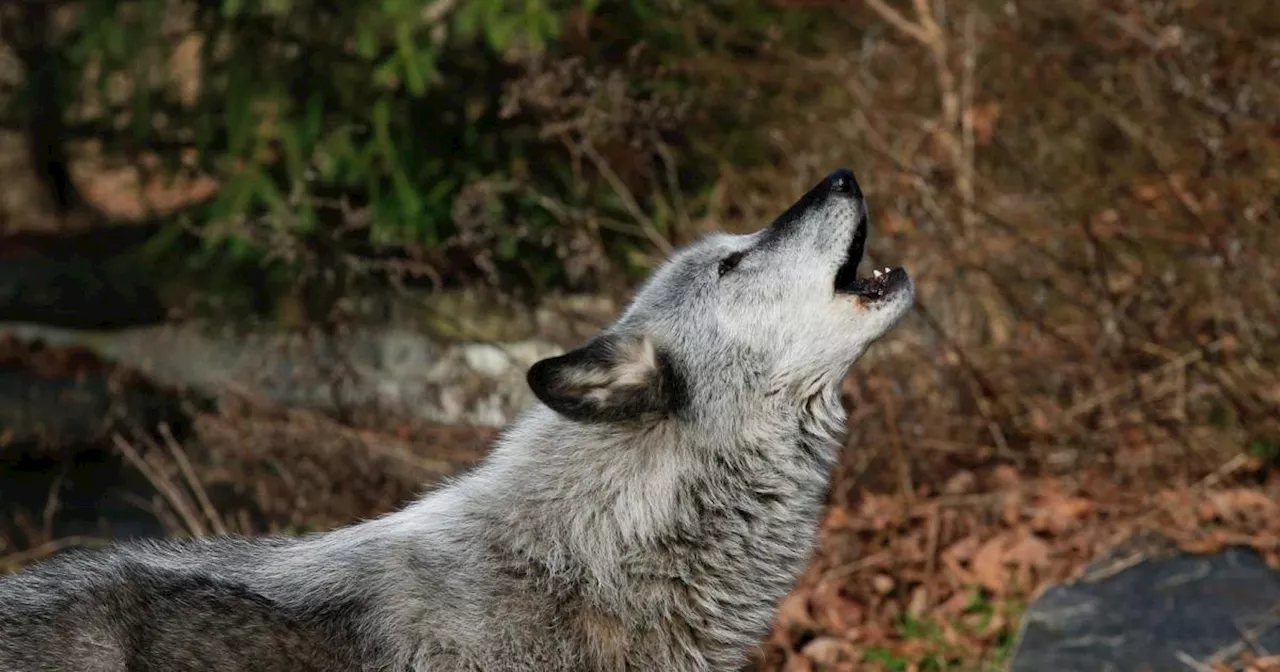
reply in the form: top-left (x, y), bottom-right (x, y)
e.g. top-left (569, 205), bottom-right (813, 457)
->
top-left (0, 168), bottom-right (914, 672)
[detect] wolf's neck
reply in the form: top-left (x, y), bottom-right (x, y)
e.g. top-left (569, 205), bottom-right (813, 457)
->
top-left (441, 392), bottom-right (846, 662)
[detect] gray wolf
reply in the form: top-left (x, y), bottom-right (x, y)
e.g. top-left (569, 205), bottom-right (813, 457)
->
top-left (0, 168), bottom-right (914, 672)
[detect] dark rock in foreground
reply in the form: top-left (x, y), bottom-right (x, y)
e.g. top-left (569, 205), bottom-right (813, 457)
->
top-left (1009, 536), bottom-right (1280, 671)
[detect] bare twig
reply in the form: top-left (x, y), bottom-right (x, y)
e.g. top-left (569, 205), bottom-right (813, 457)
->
top-left (879, 381), bottom-right (915, 500)
top-left (580, 140), bottom-right (674, 256)
top-left (112, 433), bottom-right (207, 538)
top-left (1203, 605), bottom-right (1280, 666)
top-left (159, 423), bottom-right (228, 537)
top-left (40, 471), bottom-right (64, 540)
top-left (1058, 339), bottom-right (1225, 425)
top-left (957, 7), bottom-right (978, 237)
top-left (1175, 651), bottom-right (1216, 672)
top-left (655, 140), bottom-right (694, 244)
top-left (819, 550), bottom-right (895, 586)
top-left (863, 0), bottom-right (932, 46)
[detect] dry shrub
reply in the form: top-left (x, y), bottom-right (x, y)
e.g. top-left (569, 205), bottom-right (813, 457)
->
top-left (716, 0), bottom-right (1280, 487)
top-left (185, 398), bottom-right (494, 534)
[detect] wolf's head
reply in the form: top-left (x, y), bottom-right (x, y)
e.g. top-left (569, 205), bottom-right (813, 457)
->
top-left (527, 168), bottom-right (913, 428)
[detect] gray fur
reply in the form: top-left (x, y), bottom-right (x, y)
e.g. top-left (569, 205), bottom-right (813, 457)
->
top-left (0, 168), bottom-right (914, 672)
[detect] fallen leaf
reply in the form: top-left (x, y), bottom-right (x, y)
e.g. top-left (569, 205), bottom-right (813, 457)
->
top-left (774, 589), bottom-right (815, 633)
top-left (810, 585), bottom-right (864, 634)
top-left (784, 651), bottom-right (815, 672)
top-left (944, 535), bottom-right (980, 563)
top-left (1031, 493), bottom-right (1095, 534)
top-left (906, 585), bottom-right (930, 619)
top-left (992, 465), bottom-right (1021, 487)
top-left (970, 531), bottom-right (1051, 596)
top-left (937, 588), bottom-right (974, 617)
top-left (942, 470), bottom-right (976, 495)
top-left (970, 536), bottom-right (1008, 594)
top-left (859, 493), bottom-right (908, 531)
top-left (964, 103), bottom-right (1001, 146)
top-left (822, 507), bottom-right (849, 532)
top-left (1000, 490), bottom-right (1024, 526)
top-left (1206, 488), bottom-right (1277, 522)
top-left (1134, 182), bottom-right (1163, 202)
top-left (800, 636), bottom-right (859, 670)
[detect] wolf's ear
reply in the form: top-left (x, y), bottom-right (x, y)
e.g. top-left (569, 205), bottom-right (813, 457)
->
top-left (527, 333), bottom-right (685, 423)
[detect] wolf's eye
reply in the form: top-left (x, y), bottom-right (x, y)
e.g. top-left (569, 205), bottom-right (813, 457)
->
top-left (717, 251), bottom-right (746, 277)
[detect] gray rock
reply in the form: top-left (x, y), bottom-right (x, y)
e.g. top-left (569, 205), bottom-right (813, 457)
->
top-left (1009, 537), bottom-right (1280, 672)
top-left (0, 322), bottom-right (564, 428)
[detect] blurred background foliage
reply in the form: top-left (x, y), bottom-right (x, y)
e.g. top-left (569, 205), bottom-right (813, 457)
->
top-left (1, 0), bottom-right (839, 307)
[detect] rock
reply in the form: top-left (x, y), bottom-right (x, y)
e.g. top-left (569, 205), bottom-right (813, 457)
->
top-left (403, 288), bottom-right (616, 346)
top-left (1009, 537), bottom-right (1280, 671)
top-left (0, 322), bottom-right (566, 428)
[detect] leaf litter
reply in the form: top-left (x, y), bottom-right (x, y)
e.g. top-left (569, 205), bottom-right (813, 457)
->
top-left (748, 449), bottom-right (1280, 672)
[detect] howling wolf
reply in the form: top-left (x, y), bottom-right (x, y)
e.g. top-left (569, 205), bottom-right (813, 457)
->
top-left (0, 168), bottom-right (914, 672)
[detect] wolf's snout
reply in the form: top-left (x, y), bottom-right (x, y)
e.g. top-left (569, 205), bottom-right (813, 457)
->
top-left (827, 168), bottom-right (862, 199)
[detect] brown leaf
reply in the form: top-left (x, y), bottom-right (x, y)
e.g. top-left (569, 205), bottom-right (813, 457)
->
top-left (810, 585), bottom-right (864, 635)
top-left (942, 470), bottom-right (976, 495)
top-left (800, 636), bottom-right (859, 670)
top-left (971, 531), bottom-right (1051, 596)
top-left (1030, 493), bottom-right (1095, 534)
top-left (1133, 182), bottom-right (1163, 202)
top-left (1007, 532), bottom-right (1052, 589)
top-left (822, 506), bottom-right (852, 531)
top-left (1000, 490), bottom-right (1024, 526)
top-left (773, 589), bottom-right (816, 634)
top-left (906, 585), bottom-right (930, 619)
top-left (992, 465), bottom-right (1021, 487)
top-left (964, 103), bottom-right (1001, 146)
top-left (859, 493), bottom-right (908, 531)
top-left (943, 536), bottom-right (980, 563)
top-left (937, 588), bottom-right (974, 617)
top-left (784, 651), bottom-right (815, 672)
top-left (970, 536), bottom-right (1009, 594)
top-left (1206, 488), bottom-right (1277, 522)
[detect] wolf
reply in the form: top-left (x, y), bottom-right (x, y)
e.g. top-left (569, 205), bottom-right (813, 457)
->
top-left (0, 167), bottom-right (914, 672)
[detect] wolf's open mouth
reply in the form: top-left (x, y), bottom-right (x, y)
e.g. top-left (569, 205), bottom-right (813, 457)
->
top-left (833, 217), bottom-right (907, 300)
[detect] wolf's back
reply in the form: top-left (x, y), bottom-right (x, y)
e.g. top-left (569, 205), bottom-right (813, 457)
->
top-left (0, 542), bottom-right (374, 672)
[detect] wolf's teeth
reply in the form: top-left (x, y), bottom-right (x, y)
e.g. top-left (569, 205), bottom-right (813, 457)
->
top-left (873, 269), bottom-right (882, 278)
top-left (883, 267), bottom-right (891, 273)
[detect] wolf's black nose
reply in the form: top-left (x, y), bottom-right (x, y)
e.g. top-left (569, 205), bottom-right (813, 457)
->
top-left (828, 168), bottom-right (862, 199)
